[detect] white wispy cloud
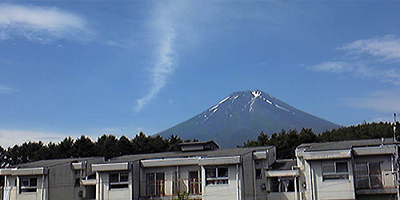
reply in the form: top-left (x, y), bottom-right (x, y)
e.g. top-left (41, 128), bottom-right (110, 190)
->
top-left (133, 1), bottom-right (301, 111)
top-left (0, 3), bottom-right (88, 43)
top-left (307, 35), bottom-right (400, 85)
top-left (0, 129), bottom-right (75, 148)
top-left (340, 35), bottom-right (400, 61)
top-left (134, 2), bottom-right (179, 112)
top-left (344, 90), bottom-right (400, 113)
top-left (307, 61), bottom-right (354, 73)
top-left (0, 85), bottom-right (17, 94)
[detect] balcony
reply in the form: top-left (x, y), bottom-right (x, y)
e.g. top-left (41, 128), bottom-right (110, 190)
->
top-left (144, 178), bottom-right (202, 198)
top-left (355, 163), bottom-right (396, 195)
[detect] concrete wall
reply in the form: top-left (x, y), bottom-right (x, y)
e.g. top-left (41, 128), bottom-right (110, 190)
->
top-left (4, 175), bottom-right (45, 200)
top-left (254, 159), bottom-right (269, 200)
top-left (202, 165), bottom-right (239, 200)
top-left (48, 162), bottom-right (76, 200)
top-left (268, 192), bottom-right (297, 200)
top-left (305, 160), bottom-right (355, 200)
top-left (97, 171), bottom-right (132, 200)
top-left (242, 152), bottom-right (254, 200)
top-left (48, 158), bottom-right (104, 200)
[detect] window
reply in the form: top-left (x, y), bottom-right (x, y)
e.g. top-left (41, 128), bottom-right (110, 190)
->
top-left (270, 177), bottom-right (296, 192)
top-left (322, 161), bottom-right (349, 180)
top-left (355, 162), bottom-right (382, 189)
top-left (109, 172), bottom-right (129, 189)
top-left (20, 177), bottom-right (37, 193)
top-left (75, 178), bottom-right (80, 187)
top-left (255, 169), bottom-right (262, 179)
top-left (189, 171), bottom-right (202, 194)
top-left (146, 173), bottom-right (164, 196)
top-left (206, 167), bottom-right (228, 185)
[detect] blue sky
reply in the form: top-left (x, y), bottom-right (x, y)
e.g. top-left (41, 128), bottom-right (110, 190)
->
top-left (1, 0), bottom-right (400, 147)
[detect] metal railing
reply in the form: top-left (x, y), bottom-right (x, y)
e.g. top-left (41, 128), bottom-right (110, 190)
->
top-left (144, 178), bottom-right (202, 197)
top-left (355, 170), bottom-right (395, 189)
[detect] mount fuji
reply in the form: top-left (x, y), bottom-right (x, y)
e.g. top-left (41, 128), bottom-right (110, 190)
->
top-left (157, 90), bottom-right (340, 148)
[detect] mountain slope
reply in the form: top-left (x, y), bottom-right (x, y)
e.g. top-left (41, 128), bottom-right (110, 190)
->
top-left (158, 90), bottom-right (340, 148)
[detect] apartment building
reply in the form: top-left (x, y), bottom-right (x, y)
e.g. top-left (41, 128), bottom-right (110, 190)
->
top-left (0, 157), bottom-right (104, 200)
top-left (1, 138), bottom-right (399, 200)
top-left (91, 141), bottom-right (276, 200)
top-left (295, 138), bottom-right (399, 200)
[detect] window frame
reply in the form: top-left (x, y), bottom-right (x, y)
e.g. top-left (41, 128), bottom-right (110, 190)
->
top-left (109, 172), bottom-right (129, 189)
top-left (205, 167), bottom-right (229, 186)
top-left (188, 171), bottom-right (202, 194)
top-left (321, 161), bottom-right (349, 181)
top-left (355, 162), bottom-right (383, 189)
top-left (146, 172), bottom-right (165, 196)
top-left (19, 177), bottom-right (38, 193)
top-left (255, 168), bottom-right (262, 179)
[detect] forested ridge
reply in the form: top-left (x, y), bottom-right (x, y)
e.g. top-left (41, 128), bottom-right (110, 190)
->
top-left (0, 122), bottom-right (398, 167)
top-left (244, 122), bottom-right (399, 159)
top-left (0, 133), bottom-right (190, 167)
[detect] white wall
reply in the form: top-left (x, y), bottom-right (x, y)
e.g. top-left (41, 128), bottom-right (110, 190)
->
top-left (97, 171), bottom-right (132, 200)
top-left (202, 165), bottom-right (240, 200)
top-left (306, 160), bottom-right (355, 200)
top-left (4, 175), bottom-right (46, 200)
top-left (268, 192), bottom-right (297, 200)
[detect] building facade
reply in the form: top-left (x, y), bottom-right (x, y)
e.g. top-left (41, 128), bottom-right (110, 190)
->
top-left (92, 141), bottom-right (276, 200)
top-left (0, 157), bottom-right (104, 200)
top-left (295, 138), bottom-right (399, 200)
top-left (1, 139), bottom-right (399, 200)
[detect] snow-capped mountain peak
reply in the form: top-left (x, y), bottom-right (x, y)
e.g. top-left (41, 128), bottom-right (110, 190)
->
top-left (158, 90), bottom-right (340, 148)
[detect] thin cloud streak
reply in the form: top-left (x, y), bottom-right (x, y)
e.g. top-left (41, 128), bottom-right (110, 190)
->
top-left (0, 85), bottom-right (17, 94)
top-left (0, 3), bottom-right (88, 42)
top-left (134, 1), bottom-right (297, 112)
top-left (307, 61), bottom-right (353, 73)
top-left (134, 2), bottom-right (178, 112)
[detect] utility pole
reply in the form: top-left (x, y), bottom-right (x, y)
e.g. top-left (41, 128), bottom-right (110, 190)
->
top-left (394, 113), bottom-right (400, 200)
top-left (394, 113), bottom-right (397, 142)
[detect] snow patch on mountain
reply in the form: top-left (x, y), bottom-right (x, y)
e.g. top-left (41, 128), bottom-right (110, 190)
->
top-left (251, 90), bottom-right (262, 98)
top-left (275, 104), bottom-right (290, 112)
top-left (209, 96), bottom-right (230, 111)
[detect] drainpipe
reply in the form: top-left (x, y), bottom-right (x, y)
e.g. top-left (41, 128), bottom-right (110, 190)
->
top-left (253, 159), bottom-right (257, 200)
top-left (350, 149), bottom-right (358, 200)
top-left (201, 165), bottom-right (206, 199)
top-left (308, 162), bottom-right (315, 200)
top-left (96, 172), bottom-right (102, 200)
top-left (294, 176), bottom-right (298, 200)
top-left (41, 173), bottom-right (46, 200)
top-left (176, 165), bottom-right (179, 195)
top-left (291, 166), bottom-right (299, 200)
top-left (236, 164), bottom-right (240, 200)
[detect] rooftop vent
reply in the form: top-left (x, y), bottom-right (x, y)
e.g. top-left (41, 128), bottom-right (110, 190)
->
top-left (178, 141), bottom-right (220, 152)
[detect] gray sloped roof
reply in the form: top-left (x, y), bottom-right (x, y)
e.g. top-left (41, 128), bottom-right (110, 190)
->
top-left (109, 146), bottom-right (274, 163)
top-left (12, 157), bottom-right (104, 168)
top-left (270, 159), bottom-right (297, 170)
top-left (298, 138), bottom-right (399, 152)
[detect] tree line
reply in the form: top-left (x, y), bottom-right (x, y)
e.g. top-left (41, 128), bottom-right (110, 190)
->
top-left (244, 122), bottom-right (399, 159)
top-left (1, 122), bottom-right (397, 167)
top-left (0, 133), bottom-right (191, 167)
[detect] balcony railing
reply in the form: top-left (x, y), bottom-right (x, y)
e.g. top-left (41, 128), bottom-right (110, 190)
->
top-left (355, 170), bottom-right (395, 190)
top-left (144, 178), bottom-right (202, 197)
